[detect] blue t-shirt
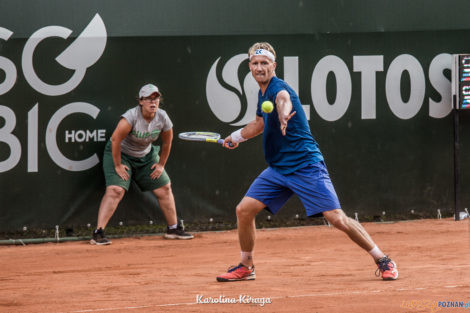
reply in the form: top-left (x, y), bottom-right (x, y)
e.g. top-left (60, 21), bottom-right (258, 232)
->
top-left (257, 76), bottom-right (323, 174)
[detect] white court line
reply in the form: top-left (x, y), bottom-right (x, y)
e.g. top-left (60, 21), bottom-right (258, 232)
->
top-left (65, 285), bottom-right (465, 313)
top-left (69, 302), bottom-right (196, 313)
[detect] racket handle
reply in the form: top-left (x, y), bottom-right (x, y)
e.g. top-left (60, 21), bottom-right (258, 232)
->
top-left (217, 139), bottom-right (234, 147)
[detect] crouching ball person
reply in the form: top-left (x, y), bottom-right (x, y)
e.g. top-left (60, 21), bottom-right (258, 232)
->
top-left (216, 43), bottom-right (398, 281)
top-left (91, 84), bottom-right (193, 245)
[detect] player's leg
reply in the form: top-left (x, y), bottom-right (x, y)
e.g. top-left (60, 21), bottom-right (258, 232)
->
top-left (323, 209), bottom-right (398, 280)
top-left (323, 209), bottom-right (375, 251)
top-left (289, 162), bottom-right (398, 280)
top-left (217, 167), bottom-right (292, 282)
top-left (236, 196), bottom-right (266, 266)
top-left (216, 196), bottom-right (264, 282)
top-left (151, 183), bottom-right (193, 239)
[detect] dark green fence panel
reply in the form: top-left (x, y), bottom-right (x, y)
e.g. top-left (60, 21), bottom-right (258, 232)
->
top-left (1, 1), bottom-right (470, 231)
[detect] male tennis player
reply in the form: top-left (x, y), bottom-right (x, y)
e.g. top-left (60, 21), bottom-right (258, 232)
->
top-left (90, 84), bottom-right (193, 245)
top-left (216, 42), bottom-right (398, 281)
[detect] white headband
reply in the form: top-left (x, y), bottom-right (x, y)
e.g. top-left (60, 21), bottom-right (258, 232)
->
top-left (250, 49), bottom-right (275, 62)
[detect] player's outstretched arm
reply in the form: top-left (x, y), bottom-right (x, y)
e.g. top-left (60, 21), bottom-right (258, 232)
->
top-left (275, 90), bottom-right (296, 136)
top-left (223, 116), bottom-right (264, 149)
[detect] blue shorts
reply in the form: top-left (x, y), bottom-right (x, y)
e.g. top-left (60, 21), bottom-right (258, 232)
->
top-left (245, 162), bottom-right (340, 217)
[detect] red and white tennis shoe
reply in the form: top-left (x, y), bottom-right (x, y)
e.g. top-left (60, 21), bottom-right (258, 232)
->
top-left (376, 256), bottom-right (398, 280)
top-left (216, 263), bottom-right (256, 282)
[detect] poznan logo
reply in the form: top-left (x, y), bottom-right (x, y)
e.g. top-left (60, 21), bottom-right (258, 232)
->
top-left (22, 13), bottom-right (107, 96)
top-left (206, 54), bottom-right (259, 126)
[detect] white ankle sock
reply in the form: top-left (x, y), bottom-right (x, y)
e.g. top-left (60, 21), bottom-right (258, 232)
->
top-left (241, 251), bottom-right (253, 267)
top-left (368, 245), bottom-right (385, 261)
top-left (168, 224), bottom-right (177, 229)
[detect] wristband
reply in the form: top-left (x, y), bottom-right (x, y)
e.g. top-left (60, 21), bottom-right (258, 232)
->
top-left (230, 129), bottom-right (247, 143)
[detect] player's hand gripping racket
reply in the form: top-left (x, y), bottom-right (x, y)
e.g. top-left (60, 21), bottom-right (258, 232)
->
top-left (178, 131), bottom-right (233, 146)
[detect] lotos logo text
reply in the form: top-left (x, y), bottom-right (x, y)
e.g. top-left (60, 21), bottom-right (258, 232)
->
top-left (206, 53), bottom-right (452, 124)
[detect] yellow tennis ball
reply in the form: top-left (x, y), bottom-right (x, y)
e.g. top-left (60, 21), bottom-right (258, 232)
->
top-left (261, 101), bottom-right (274, 113)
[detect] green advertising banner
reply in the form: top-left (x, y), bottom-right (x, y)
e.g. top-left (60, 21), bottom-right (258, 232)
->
top-left (1, 1), bottom-right (470, 231)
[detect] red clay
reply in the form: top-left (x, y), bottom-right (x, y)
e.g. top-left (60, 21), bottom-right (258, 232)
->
top-left (1, 218), bottom-right (469, 313)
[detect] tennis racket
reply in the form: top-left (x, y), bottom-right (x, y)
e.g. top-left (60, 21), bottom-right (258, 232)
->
top-left (178, 131), bottom-right (227, 145)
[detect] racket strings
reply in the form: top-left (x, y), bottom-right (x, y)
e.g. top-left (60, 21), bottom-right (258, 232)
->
top-left (178, 132), bottom-right (220, 141)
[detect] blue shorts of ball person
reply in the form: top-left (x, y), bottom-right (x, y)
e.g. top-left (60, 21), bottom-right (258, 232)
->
top-left (246, 161), bottom-right (340, 216)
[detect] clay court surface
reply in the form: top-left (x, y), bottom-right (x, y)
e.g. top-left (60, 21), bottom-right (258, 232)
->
top-left (1, 218), bottom-right (469, 313)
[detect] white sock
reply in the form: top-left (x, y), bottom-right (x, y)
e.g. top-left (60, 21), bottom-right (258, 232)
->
top-left (168, 224), bottom-right (177, 229)
top-left (368, 245), bottom-right (385, 261)
top-left (240, 251), bottom-right (253, 267)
